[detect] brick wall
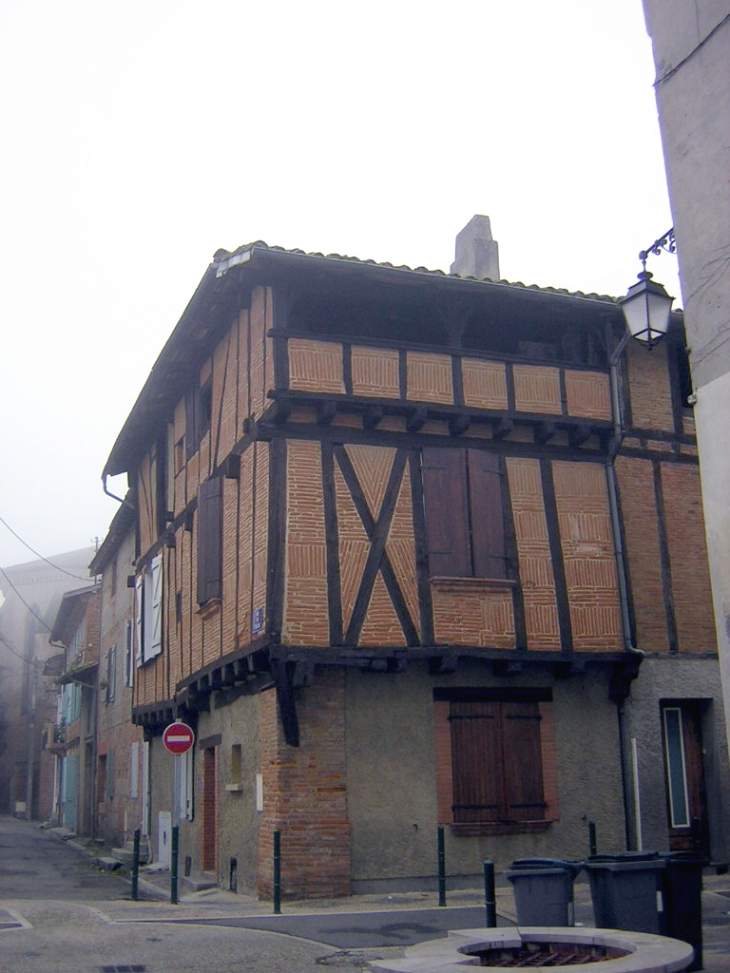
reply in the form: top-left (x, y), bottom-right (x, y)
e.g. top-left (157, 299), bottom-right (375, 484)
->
top-left (614, 455), bottom-right (667, 651)
top-left (258, 671), bottom-right (351, 898)
top-left (626, 341), bottom-right (674, 432)
top-left (284, 440), bottom-right (329, 645)
top-left (552, 461), bottom-right (622, 651)
top-left (507, 458), bottom-right (562, 650)
top-left (659, 462), bottom-right (716, 651)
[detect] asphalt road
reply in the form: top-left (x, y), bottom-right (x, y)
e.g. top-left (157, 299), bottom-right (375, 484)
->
top-left (0, 817), bottom-right (130, 900)
top-left (0, 816), bottom-right (479, 973)
top-left (177, 905), bottom-right (493, 949)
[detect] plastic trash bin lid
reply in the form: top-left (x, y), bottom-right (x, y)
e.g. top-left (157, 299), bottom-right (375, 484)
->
top-left (511, 857), bottom-right (583, 876)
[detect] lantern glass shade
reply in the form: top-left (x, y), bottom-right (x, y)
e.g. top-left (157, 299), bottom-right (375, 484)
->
top-left (619, 271), bottom-right (673, 348)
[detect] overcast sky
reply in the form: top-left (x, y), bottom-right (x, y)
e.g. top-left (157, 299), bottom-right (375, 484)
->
top-left (0, 0), bottom-right (677, 570)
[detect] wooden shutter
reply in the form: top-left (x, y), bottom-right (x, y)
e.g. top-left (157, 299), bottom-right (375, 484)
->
top-left (450, 701), bottom-right (502, 823)
top-left (107, 749), bottom-right (116, 800)
top-left (422, 448), bottom-right (471, 577)
top-left (185, 389), bottom-right (197, 459)
top-left (501, 700), bottom-right (545, 821)
top-left (467, 450), bottom-right (506, 579)
top-left (197, 477), bottom-right (223, 605)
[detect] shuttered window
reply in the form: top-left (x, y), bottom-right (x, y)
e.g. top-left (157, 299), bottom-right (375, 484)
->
top-left (422, 448), bottom-right (506, 579)
top-left (450, 699), bottom-right (545, 823)
top-left (186, 382), bottom-right (213, 460)
top-left (435, 689), bottom-right (557, 831)
top-left (197, 477), bottom-right (223, 606)
top-left (135, 554), bottom-right (163, 667)
top-left (105, 644), bottom-right (116, 704)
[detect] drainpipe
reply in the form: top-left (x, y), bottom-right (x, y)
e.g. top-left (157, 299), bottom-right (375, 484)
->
top-left (103, 475), bottom-right (135, 508)
top-left (606, 322), bottom-right (644, 850)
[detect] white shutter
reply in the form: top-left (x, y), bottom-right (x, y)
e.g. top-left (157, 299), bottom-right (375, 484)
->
top-left (125, 620), bottom-right (134, 687)
top-left (130, 741), bottom-right (139, 799)
top-left (135, 574), bottom-right (144, 668)
top-left (178, 748), bottom-right (194, 821)
top-left (148, 554), bottom-right (163, 660)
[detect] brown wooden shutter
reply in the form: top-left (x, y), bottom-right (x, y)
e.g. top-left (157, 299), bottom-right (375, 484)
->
top-left (450, 701), bottom-right (501, 823)
top-left (197, 477), bottom-right (223, 606)
top-left (185, 389), bottom-right (197, 460)
top-left (501, 700), bottom-right (545, 821)
top-left (422, 448), bottom-right (471, 577)
top-left (467, 450), bottom-right (506, 579)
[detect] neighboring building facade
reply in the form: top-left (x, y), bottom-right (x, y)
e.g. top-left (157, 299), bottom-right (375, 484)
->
top-left (100, 230), bottom-right (730, 897)
top-left (0, 549), bottom-right (94, 821)
top-left (89, 500), bottom-right (147, 850)
top-left (641, 2), bottom-right (730, 753)
top-left (48, 584), bottom-right (101, 834)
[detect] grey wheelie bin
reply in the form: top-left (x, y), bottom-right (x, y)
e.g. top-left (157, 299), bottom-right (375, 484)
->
top-left (506, 858), bottom-right (582, 926)
top-left (585, 852), bottom-right (666, 934)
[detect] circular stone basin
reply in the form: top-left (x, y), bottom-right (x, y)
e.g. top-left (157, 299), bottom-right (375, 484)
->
top-left (369, 927), bottom-right (695, 973)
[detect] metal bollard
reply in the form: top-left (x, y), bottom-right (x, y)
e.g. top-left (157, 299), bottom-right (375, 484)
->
top-left (589, 820), bottom-right (597, 858)
top-left (437, 826), bottom-right (446, 907)
top-left (131, 828), bottom-right (140, 901)
top-left (273, 830), bottom-right (281, 914)
top-left (484, 860), bottom-right (497, 927)
top-left (171, 825), bottom-right (179, 905)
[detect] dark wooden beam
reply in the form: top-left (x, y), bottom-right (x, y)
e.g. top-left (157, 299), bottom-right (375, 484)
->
top-left (569, 423), bottom-right (591, 448)
top-left (535, 421), bottom-right (557, 445)
top-left (317, 400), bottom-right (338, 425)
top-left (270, 656), bottom-right (300, 747)
top-left (492, 417), bottom-right (514, 439)
top-left (449, 414), bottom-right (471, 437)
top-left (492, 659), bottom-right (522, 677)
top-left (406, 406), bottom-right (428, 433)
top-left (363, 405), bottom-right (384, 429)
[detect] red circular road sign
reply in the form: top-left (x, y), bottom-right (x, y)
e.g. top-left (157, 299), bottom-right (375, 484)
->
top-left (163, 721), bottom-right (195, 755)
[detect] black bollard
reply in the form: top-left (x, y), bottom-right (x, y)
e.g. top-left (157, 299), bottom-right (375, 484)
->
top-left (171, 825), bottom-right (179, 905)
top-left (484, 860), bottom-right (497, 927)
top-left (589, 820), bottom-right (597, 857)
top-left (131, 828), bottom-right (140, 901)
top-left (438, 826), bottom-right (446, 907)
top-left (273, 830), bottom-right (281, 914)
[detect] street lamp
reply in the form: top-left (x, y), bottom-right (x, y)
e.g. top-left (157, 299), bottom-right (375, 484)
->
top-left (619, 229), bottom-right (675, 349)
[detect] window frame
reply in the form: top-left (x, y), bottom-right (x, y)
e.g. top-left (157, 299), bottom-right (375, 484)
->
top-left (135, 554), bottom-right (163, 667)
top-left (197, 477), bottom-right (223, 607)
top-left (422, 447), bottom-right (507, 580)
top-left (105, 643), bottom-right (117, 704)
top-left (434, 688), bottom-right (559, 836)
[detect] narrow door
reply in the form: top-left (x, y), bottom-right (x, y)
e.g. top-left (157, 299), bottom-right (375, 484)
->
top-left (661, 702), bottom-right (710, 855)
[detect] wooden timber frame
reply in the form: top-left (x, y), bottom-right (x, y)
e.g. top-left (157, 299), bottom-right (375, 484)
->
top-left (119, 245), bottom-right (699, 747)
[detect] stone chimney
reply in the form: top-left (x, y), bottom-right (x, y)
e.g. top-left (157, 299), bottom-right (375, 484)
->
top-left (450, 215), bottom-right (500, 281)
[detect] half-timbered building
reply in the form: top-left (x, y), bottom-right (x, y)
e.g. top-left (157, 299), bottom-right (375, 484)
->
top-left (101, 222), bottom-right (730, 897)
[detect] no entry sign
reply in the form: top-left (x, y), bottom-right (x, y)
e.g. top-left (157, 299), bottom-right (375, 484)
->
top-left (163, 721), bottom-right (195, 755)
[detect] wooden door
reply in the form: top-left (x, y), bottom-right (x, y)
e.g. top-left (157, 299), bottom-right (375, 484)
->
top-left (662, 702), bottom-right (710, 855)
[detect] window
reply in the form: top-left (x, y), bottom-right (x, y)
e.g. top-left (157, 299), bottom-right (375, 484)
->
top-left (186, 381), bottom-right (212, 460)
top-left (434, 689), bottom-right (558, 833)
top-left (422, 448), bottom-right (506, 579)
top-left (130, 741), bottom-right (139, 800)
top-left (135, 554), bottom-right (163, 666)
top-left (197, 477), bottom-right (223, 606)
top-left (105, 644), bottom-right (116, 703)
top-left (124, 620), bottom-right (134, 688)
top-left (663, 707), bottom-right (690, 828)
